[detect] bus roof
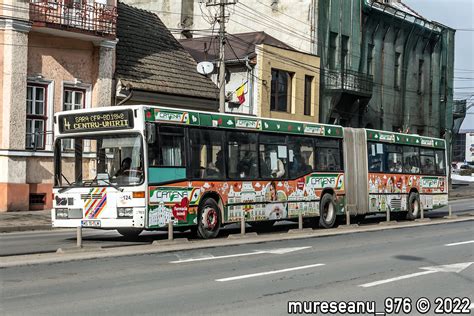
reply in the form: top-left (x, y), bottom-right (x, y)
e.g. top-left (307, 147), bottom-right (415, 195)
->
top-left (143, 105), bottom-right (344, 138)
top-left (365, 129), bottom-right (446, 149)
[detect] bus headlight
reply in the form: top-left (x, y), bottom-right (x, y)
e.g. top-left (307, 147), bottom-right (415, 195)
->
top-left (117, 207), bottom-right (133, 218)
top-left (56, 208), bottom-right (69, 219)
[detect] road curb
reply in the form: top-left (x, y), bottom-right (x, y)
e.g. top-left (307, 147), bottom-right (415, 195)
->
top-left (1, 216), bottom-right (473, 268)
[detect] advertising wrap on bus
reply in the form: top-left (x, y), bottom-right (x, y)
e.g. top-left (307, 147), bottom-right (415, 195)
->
top-left (51, 105), bottom-right (448, 239)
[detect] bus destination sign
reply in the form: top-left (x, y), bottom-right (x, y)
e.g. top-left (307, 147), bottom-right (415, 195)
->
top-left (59, 110), bottom-right (134, 133)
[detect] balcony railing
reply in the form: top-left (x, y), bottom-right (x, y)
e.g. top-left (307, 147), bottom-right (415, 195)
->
top-left (324, 68), bottom-right (374, 96)
top-left (29, 0), bottom-right (117, 37)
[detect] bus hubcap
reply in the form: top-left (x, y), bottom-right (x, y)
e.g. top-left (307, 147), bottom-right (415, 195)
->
top-left (324, 203), bottom-right (334, 223)
top-left (202, 207), bottom-right (217, 230)
top-left (412, 201), bottom-right (419, 216)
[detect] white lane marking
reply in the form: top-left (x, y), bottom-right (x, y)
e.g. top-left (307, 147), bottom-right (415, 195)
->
top-left (171, 251), bottom-right (266, 263)
top-left (445, 240), bottom-right (474, 247)
top-left (469, 302), bottom-right (474, 310)
top-left (360, 271), bottom-right (436, 288)
top-left (360, 262), bottom-right (474, 288)
top-left (215, 263), bottom-right (325, 282)
top-left (170, 246), bottom-right (311, 263)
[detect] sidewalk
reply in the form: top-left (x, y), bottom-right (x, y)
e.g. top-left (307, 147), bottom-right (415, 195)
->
top-left (0, 210), bottom-right (51, 233)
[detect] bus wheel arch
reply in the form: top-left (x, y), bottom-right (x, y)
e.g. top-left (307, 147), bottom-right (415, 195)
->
top-left (406, 189), bottom-right (420, 220)
top-left (319, 189), bottom-right (337, 229)
top-left (196, 192), bottom-right (222, 239)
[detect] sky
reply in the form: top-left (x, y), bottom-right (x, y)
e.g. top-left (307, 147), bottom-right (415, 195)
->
top-left (403, 0), bottom-right (474, 131)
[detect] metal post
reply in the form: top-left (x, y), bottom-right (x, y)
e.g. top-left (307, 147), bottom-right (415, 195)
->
top-left (448, 205), bottom-right (452, 217)
top-left (420, 205), bottom-right (424, 220)
top-left (298, 212), bottom-right (303, 230)
top-left (168, 218), bottom-right (174, 241)
top-left (386, 208), bottom-right (390, 222)
top-left (346, 210), bottom-right (351, 226)
top-left (218, 0), bottom-right (226, 113)
top-left (76, 226), bottom-right (82, 248)
top-left (240, 213), bottom-right (245, 235)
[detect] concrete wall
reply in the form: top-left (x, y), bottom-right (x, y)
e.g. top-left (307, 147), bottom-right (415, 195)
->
top-left (122, 0), bottom-right (318, 54)
top-left (257, 44), bottom-right (320, 122)
top-left (27, 33), bottom-right (100, 114)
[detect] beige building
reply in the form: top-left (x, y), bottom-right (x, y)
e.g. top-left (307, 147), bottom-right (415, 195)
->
top-left (0, 0), bottom-right (117, 211)
top-left (180, 32), bottom-right (320, 122)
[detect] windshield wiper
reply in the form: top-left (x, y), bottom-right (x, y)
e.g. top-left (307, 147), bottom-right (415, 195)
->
top-left (58, 182), bottom-right (78, 194)
top-left (100, 179), bottom-right (124, 192)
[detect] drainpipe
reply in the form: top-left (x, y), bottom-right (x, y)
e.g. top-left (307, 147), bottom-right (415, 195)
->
top-left (400, 15), bottom-right (416, 131)
top-left (245, 57), bottom-right (254, 115)
top-left (379, 11), bottom-right (395, 130)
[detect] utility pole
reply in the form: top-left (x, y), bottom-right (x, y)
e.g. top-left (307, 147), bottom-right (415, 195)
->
top-left (206, 0), bottom-right (234, 113)
top-left (218, 0), bottom-right (226, 113)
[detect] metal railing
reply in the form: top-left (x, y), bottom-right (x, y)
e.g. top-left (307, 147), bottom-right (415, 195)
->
top-left (324, 68), bottom-right (374, 96)
top-left (29, 0), bottom-right (117, 36)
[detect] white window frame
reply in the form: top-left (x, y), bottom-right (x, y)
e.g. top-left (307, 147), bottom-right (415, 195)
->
top-left (26, 83), bottom-right (48, 150)
top-left (61, 81), bottom-right (92, 151)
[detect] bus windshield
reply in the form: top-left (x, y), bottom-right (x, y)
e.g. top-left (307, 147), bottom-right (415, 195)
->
top-left (54, 134), bottom-right (144, 188)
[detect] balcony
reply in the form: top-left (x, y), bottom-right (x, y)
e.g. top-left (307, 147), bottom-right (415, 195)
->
top-left (324, 68), bottom-right (374, 97)
top-left (29, 0), bottom-right (117, 38)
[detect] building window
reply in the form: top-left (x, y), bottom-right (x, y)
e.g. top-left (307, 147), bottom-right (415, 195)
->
top-left (26, 83), bottom-right (47, 150)
top-left (417, 59), bottom-right (424, 94)
top-left (341, 35), bottom-right (349, 71)
top-left (328, 32), bottom-right (338, 69)
top-left (271, 69), bottom-right (293, 112)
top-left (394, 52), bottom-right (401, 89)
top-left (304, 75), bottom-right (313, 116)
top-left (367, 44), bottom-right (374, 75)
top-left (63, 87), bottom-right (85, 111)
top-left (62, 87), bottom-right (85, 149)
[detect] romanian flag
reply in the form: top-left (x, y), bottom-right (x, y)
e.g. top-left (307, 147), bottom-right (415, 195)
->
top-left (236, 82), bottom-right (246, 104)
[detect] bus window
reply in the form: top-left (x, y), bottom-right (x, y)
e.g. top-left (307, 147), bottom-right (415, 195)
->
top-left (367, 142), bottom-right (383, 172)
top-left (385, 144), bottom-right (403, 173)
top-left (227, 132), bottom-right (258, 179)
top-left (190, 129), bottom-right (225, 179)
top-left (402, 146), bottom-right (420, 174)
top-left (434, 149), bottom-right (446, 176)
top-left (148, 126), bottom-right (185, 167)
top-left (259, 134), bottom-right (287, 178)
top-left (288, 136), bottom-right (314, 178)
top-left (315, 138), bottom-right (342, 172)
top-left (420, 148), bottom-right (436, 175)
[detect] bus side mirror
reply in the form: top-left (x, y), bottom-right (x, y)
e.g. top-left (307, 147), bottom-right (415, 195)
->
top-left (145, 123), bottom-right (156, 144)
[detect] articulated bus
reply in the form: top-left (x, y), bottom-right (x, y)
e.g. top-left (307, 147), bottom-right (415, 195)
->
top-left (52, 105), bottom-right (447, 238)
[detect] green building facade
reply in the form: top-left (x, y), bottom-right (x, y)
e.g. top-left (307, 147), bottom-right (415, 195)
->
top-left (318, 0), bottom-right (455, 140)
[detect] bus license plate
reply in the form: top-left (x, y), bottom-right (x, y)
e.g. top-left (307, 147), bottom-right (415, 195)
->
top-left (81, 220), bottom-right (101, 227)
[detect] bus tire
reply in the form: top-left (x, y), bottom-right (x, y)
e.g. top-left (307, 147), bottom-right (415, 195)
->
top-left (319, 193), bottom-right (337, 228)
top-left (406, 193), bottom-right (420, 220)
top-left (117, 228), bottom-right (143, 238)
top-left (197, 197), bottom-right (221, 239)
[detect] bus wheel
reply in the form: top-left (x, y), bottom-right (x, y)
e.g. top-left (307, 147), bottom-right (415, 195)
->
top-left (117, 228), bottom-right (143, 238)
top-left (406, 193), bottom-right (420, 220)
top-left (319, 193), bottom-right (337, 228)
top-left (197, 198), bottom-right (221, 239)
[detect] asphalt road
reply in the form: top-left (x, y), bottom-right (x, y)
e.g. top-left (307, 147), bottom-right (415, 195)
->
top-left (1, 198), bottom-right (473, 257)
top-left (1, 220), bottom-right (473, 315)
